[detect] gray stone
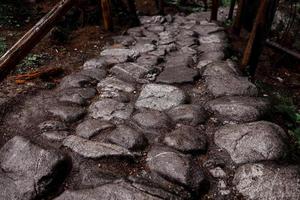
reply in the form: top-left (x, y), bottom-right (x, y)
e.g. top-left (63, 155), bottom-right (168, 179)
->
top-left (197, 60), bottom-right (214, 71)
top-left (209, 167), bottom-right (226, 178)
top-left (136, 54), bottom-right (162, 67)
top-left (206, 96), bottom-right (269, 123)
top-left (110, 62), bottom-right (152, 83)
top-left (214, 121), bottom-right (287, 164)
top-left (167, 104), bottom-right (207, 126)
top-left (0, 136), bottom-right (70, 200)
top-left (127, 26), bottom-right (144, 37)
top-left (146, 146), bottom-right (205, 189)
top-left (198, 42), bottom-right (225, 53)
top-left (199, 35), bottom-right (222, 44)
top-left (38, 120), bottom-right (68, 132)
top-left (100, 48), bottom-right (140, 61)
top-left (106, 125), bottom-right (147, 150)
top-left (83, 57), bottom-right (108, 70)
top-left (54, 181), bottom-right (164, 200)
top-left (41, 131), bottom-right (69, 141)
top-left (200, 51), bottom-right (225, 61)
top-left (97, 77), bottom-right (135, 93)
top-left (48, 105), bottom-right (86, 123)
top-left (201, 61), bottom-right (239, 76)
top-left (165, 53), bottom-right (195, 68)
top-left (205, 75), bottom-right (258, 97)
top-left (176, 36), bottom-right (200, 47)
top-left (140, 15), bottom-right (166, 24)
top-left (133, 110), bottom-right (171, 130)
top-left (76, 119), bottom-right (114, 139)
top-left (156, 66), bottom-right (199, 84)
top-left (113, 35), bottom-right (136, 47)
top-left (63, 135), bottom-right (133, 159)
top-left (58, 74), bottom-right (93, 89)
top-left (146, 24), bottom-right (165, 33)
top-left (136, 84), bottom-right (186, 111)
top-left (159, 31), bottom-right (175, 45)
top-left (158, 43), bottom-right (177, 53)
top-left (77, 68), bottom-right (107, 82)
top-left (233, 163), bottom-right (300, 200)
top-left (89, 99), bottom-right (134, 121)
top-left (132, 43), bottom-right (156, 54)
top-left (163, 125), bottom-right (207, 153)
top-left (58, 88), bottom-right (97, 106)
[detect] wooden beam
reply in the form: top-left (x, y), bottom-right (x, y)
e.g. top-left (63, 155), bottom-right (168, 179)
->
top-left (228, 0), bottom-right (236, 20)
top-left (101, 0), bottom-right (113, 31)
top-left (241, 0), bottom-right (269, 74)
top-left (0, 0), bottom-right (75, 81)
top-left (210, 0), bottom-right (219, 21)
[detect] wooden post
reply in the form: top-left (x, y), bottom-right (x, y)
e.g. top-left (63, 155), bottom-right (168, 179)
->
top-left (210, 0), bottom-right (219, 21)
top-left (0, 0), bottom-right (75, 81)
top-left (127, 0), bottom-right (140, 26)
top-left (228, 0), bottom-right (236, 20)
top-left (101, 0), bottom-right (113, 31)
top-left (233, 0), bottom-right (245, 35)
top-left (241, 0), bottom-right (278, 75)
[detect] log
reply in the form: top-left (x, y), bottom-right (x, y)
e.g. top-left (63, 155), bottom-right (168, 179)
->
top-left (266, 40), bottom-right (300, 60)
top-left (241, 0), bottom-right (269, 69)
top-left (101, 0), bottom-right (113, 31)
top-left (210, 0), bottom-right (219, 21)
top-left (0, 0), bottom-right (75, 81)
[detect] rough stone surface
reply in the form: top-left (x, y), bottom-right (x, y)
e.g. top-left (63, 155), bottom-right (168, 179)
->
top-left (59, 74), bottom-right (93, 89)
top-left (83, 57), bottom-right (108, 70)
top-left (133, 110), bottom-right (171, 130)
top-left (100, 48), bottom-right (140, 61)
top-left (167, 104), bottom-right (207, 126)
top-left (54, 181), bottom-right (167, 200)
top-left (163, 125), bottom-right (207, 153)
top-left (233, 163), bottom-right (300, 200)
top-left (76, 119), bottom-right (114, 139)
top-left (77, 68), bottom-right (107, 82)
top-left (63, 135), bottom-right (133, 159)
top-left (206, 96), bottom-right (269, 123)
top-left (136, 84), bottom-right (186, 111)
top-left (48, 105), bottom-right (86, 122)
top-left (146, 146), bottom-right (205, 189)
top-left (38, 120), bottom-right (68, 132)
top-left (201, 61), bottom-right (239, 76)
top-left (58, 88), bottom-right (97, 106)
top-left (205, 75), bottom-right (258, 97)
top-left (42, 131), bottom-right (69, 141)
top-left (214, 121), bottom-right (287, 164)
top-left (106, 125), bottom-right (147, 150)
top-left (156, 66), bottom-right (199, 84)
top-left (0, 136), bottom-right (70, 200)
top-left (97, 77), bottom-right (135, 94)
top-left (89, 99), bottom-right (134, 121)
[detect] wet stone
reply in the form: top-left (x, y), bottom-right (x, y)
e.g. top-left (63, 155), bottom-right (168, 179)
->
top-left (233, 163), bottom-right (300, 200)
top-left (135, 84), bottom-right (186, 111)
top-left (41, 131), bottom-right (69, 142)
top-left (38, 120), bottom-right (68, 132)
top-left (156, 66), bottom-right (199, 84)
top-left (76, 119), bottom-right (114, 139)
top-left (167, 104), bottom-right (208, 126)
top-left (214, 121), bottom-right (287, 164)
top-left (133, 110), bottom-right (171, 130)
top-left (77, 68), bottom-right (107, 82)
top-left (100, 48), bottom-right (140, 61)
top-left (106, 125), bottom-right (147, 150)
top-left (58, 74), bottom-right (93, 90)
top-left (146, 146), bottom-right (206, 190)
top-left (58, 87), bottom-right (97, 106)
top-left (110, 62), bottom-right (153, 83)
top-left (205, 75), bottom-right (258, 97)
top-left (83, 57), bottom-right (108, 70)
top-left (63, 135), bottom-right (133, 159)
top-left (206, 96), bottom-right (269, 123)
top-left (48, 105), bottom-right (86, 123)
top-left (54, 180), bottom-right (166, 200)
top-left (0, 136), bottom-right (70, 200)
top-left (89, 99), bottom-right (134, 121)
top-left (163, 125), bottom-right (207, 153)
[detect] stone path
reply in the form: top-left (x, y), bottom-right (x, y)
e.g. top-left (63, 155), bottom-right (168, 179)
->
top-left (1, 12), bottom-right (300, 200)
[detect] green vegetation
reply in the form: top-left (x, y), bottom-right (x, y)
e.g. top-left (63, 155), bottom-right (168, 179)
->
top-left (256, 81), bottom-right (300, 152)
top-left (16, 54), bottom-right (45, 74)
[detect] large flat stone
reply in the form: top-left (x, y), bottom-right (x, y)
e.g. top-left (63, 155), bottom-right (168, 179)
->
top-left (97, 77), bottom-right (135, 94)
top-left (63, 135), bottom-right (133, 159)
top-left (201, 61), bottom-right (239, 76)
top-left (76, 119), bottom-right (114, 139)
top-left (89, 99), bottom-right (134, 121)
top-left (100, 48), bottom-right (140, 61)
top-left (156, 66), bottom-right (199, 84)
top-left (214, 121), bottom-right (287, 164)
top-left (48, 105), bottom-right (86, 123)
top-left (163, 125), bottom-right (207, 153)
top-left (58, 74), bottom-right (93, 90)
top-left (146, 146), bottom-right (206, 190)
top-left (0, 136), bottom-right (70, 200)
top-left (83, 57), bottom-right (108, 70)
top-left (205, 75), bottom-right (258, 97)
top-left (233, 163), bottom-right (300, 200)
top-left (58, 88), bottom-right (97, 106)
top-left (206, 96), bottom-right (269, 123)
top-left (135, 84), bottom-right (186, 111)
top-left (133, 110), bottom-right (171, 130)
